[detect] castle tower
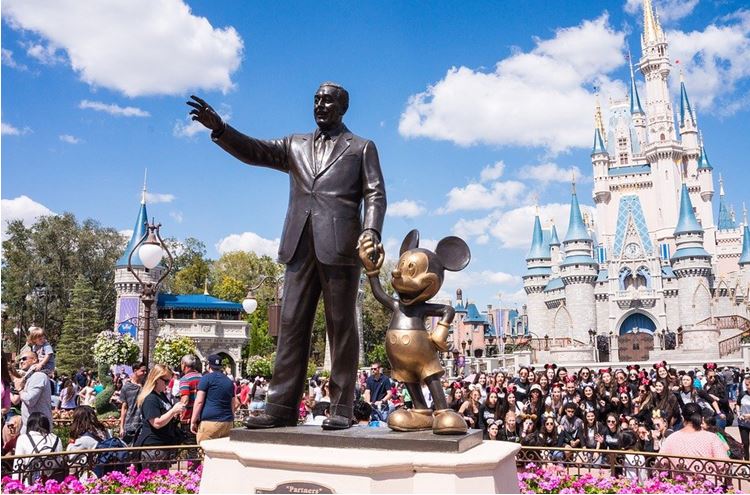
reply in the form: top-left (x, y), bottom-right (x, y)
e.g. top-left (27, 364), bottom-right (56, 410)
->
top-left (560, 184), bottom-right (598, 343)
top-left (629, 51), bottom-right (647, 147)
top-left (739, 209), bottom-right (750, 291)
top-left (523, 212), bottom-right (552, 336)
top-left (549, 222), bottom-right (562, 271)
top-left (639, 0), bottom-right (674, 141)
top-left (678, 73), bottom-right (698, 154)
top-left (671, 183), bottom-right (712, 329)
top-left (113, 179), bottom-right (164, 358)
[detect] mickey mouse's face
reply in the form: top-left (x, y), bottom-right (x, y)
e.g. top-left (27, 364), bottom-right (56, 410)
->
top-left (392, 229), bottom-right (471, 306)
top-left (392, 249), bottom-right (441, 305)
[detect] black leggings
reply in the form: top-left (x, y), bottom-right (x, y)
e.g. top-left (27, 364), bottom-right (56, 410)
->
top-left (740, 426), bottom-right (750, 461)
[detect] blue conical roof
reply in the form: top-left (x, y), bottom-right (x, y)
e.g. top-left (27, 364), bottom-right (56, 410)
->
top-left (717, 193), bottom-right (736, 231)
top-left (679, 80), bottom-right (695, 128)
top-left (674, 183), bottom-right (703, 235)
top-left (629, 61), bottom-right (644, 115)
top-left (697, 143), bottom-right (713, 170)
top-left (564, 189), bottom-right (591, 242)
top-left (116, 201), bottom-right (149, 267)
top-left (740, 224), bottom-right (750, 266)
top-left (527, 215), bottom-right (551, 260)
top-left (549, 224), bottom-right (560, 246)
top-left (591, 128), bottom-right (607, 155)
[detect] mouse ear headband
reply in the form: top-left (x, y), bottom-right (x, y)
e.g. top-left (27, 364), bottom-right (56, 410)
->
top-left (703, 362), bottom-right (717, 371)
top-left (653, 361), bottom-right (667, 370)
top-left (598, 367), bottom-right (612, 375)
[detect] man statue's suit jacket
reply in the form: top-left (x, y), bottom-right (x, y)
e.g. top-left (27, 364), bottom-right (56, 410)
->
top-left (213, 124), bottom-right (386, 266)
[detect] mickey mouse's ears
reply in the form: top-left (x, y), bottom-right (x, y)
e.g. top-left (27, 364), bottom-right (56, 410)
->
top-left (400, 229), bottom-right (420, 256)
top-left (436, 236), bottom-right (471, 271)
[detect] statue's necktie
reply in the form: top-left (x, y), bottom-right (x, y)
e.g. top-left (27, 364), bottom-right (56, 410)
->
top-left (314, 132), bottom-right (330, 174)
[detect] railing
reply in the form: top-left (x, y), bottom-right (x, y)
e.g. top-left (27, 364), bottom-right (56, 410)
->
top-left (1, 444), bottom-right (203, 484)
top-left (529, 337), bottom-right (588, 351)
top-left (700, 315), bottom-right (750, 357)
top-left (516, 446), bottom-right (750, 492)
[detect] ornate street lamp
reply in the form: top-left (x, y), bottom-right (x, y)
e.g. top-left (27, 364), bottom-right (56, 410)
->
top-left (242, 276), bottom-right (284, 337)
top-left (127, 221), bottom-right (173, 365)
top-left (12, 326), bottom-right (22, 355)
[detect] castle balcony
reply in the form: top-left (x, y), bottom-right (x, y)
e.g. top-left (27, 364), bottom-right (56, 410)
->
top-left (157, 318), bottom-right (249, 343)
top-left (613, 288), bottom-right (657, 309)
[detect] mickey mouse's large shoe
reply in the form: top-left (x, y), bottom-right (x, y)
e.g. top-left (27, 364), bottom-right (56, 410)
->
top-left (432, 409), bottom-right (468, 435)
top-left (244, 414), bottom-right (298, 429)
top-left (387, 408), bottom-right (433, 431)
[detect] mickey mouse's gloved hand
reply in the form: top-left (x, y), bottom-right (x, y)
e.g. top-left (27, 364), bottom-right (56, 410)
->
top-left (358, 237), bottom-right (384, 276)
top-left (430, 321), bottom-right (451, 352)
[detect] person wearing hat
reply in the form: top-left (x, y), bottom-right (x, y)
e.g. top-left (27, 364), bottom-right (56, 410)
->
top-left (190, 354), bottom-right (238, 443)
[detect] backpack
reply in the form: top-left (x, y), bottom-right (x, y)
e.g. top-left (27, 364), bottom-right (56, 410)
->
top-left (84, 434), bottom-right (130, 476)
top-left (25, 434), bottom-right (67, 483)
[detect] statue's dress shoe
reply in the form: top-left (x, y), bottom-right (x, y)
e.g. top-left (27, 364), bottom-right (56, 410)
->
top-left (321, 415), bottom-right (352, 430)
top-left (244, 414), bottom-right (297, 429)
top-left (387, 408), bottom-right (433, 432)
top-left (432, 409), bottom-right (468, 435)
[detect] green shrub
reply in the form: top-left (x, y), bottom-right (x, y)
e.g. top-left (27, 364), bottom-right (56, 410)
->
top-left (94, 385), bottom-right (115, 415)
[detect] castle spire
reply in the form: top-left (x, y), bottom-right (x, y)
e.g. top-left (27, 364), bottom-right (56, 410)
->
top-left (679, 71), bottom-right (695, 128)
top-left (697, 132), bottom-right (713, 170)
top-left (642, 0), bottom-right (663, 45)
top-left (594, 94), bottom-right (606, 141)
top-left (141, 168), bottom-right (148, 205)
top-left (117, 184), bottom-right (150, 267)
top-left (564, 183), bottom-right (591, 242)
top-left (629, 49), bottom-right (644, 115)
top-left (674, 183), bottom-right (702, 235)
top-left (527, 214), bottom-right (550, 260)
top-left (739, 211), bottom-right (750, 266)
top-left (717, 175), bottom-right (736, 230)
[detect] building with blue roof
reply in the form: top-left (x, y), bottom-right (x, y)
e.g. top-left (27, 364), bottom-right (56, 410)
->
top-left (519, 0), bottom-right (749, 365)
top-left (113, 182), bottom-right (248, 374)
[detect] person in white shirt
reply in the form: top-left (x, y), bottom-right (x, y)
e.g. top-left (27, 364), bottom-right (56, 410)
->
top-left (13, 412), bottom-right (63, 480)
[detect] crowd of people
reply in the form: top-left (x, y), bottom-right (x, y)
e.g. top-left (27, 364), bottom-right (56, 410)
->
top-left (2, 325), bottom-right (750, 482)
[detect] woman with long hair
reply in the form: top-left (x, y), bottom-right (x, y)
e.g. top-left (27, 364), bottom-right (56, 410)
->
top-left (2, 352), bottom-right (21, 418)
top-left (597, 369), bottom-right (616, 403)
top-left (633, 381), bottom-right (655, 427)
top-left (538, 415), bottom-right (564, 461)
top-left (614, 387), bottom-right (634, 419)
top-left (652, 379), bottom-right (680, 427)
top-left (735, 373), bottom-right (750, 460)
top-left (67, 405), bottom-right (109, 451)
top-left (602, 413), bottom-right (621, 450)
top-left (537, 374), bottom-right (550, 396)
top-left (524, 384), bottom-right (545, 427)
top-left (578, 367), bottom-right (595, 390)
top-left (544, 383), bottom-right (564, 419)
top-left (458, 388), bottom-right (481, 429)
top-left (675, 373), bottom-right (722, 419)
top-left (583, 409), bottom-right (606, 465)
top-left (479, 389), bottom-right (500, 429)
top-left (12, 412), bottom-right (62, 481)
top-left (59, 378), bottom-right (78, 412)
top-left (485, 421), bottom-right (500, 441)
top-left (448, 386), bottom-right (464, 412)
top-left (134, 364), bottom-right (184, 469)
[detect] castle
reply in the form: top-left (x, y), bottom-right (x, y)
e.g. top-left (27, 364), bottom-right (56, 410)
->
top-left (522, 0), bottom-right (750, 364)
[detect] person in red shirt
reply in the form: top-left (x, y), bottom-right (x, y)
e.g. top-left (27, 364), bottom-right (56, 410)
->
top-left (239, 380), bottom-right (251, 411)
top-left (179, 355), bottom-right (202, 442)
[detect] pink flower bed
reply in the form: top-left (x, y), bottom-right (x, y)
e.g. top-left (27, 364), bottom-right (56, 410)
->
top-left (1, 465), bottom-right (201, 494)
top-left (518, 464), bottom-right (735, 494)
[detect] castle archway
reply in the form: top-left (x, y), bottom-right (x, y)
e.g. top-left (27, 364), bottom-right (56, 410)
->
top-left (617, 311), bottom-right (656, 361)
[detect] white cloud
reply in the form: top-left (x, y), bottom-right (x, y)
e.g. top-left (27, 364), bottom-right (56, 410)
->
top-left (439, 180), bottom-right (526, 213)
top-left (518, 163), bottom-right (588, 184)
top-left (59, 134), bottom-right (81, 144)
top-left (454, 202), bottom-right (595, 250)
top-left (624, 0), bottom-right (699, 23)
top-left (2, 0), bottom-right (243, 97)
top-left (144, 192), bottom-right (175, 204)
top-left (2, 48), bottom-right (27, 70)
top-left (1, 122), bottom-right (31, 135)
top-left (387, 199), bottom-right (426, 218)
top-left (216, 231), bottom-right (280, 258)
top-left (666, 15), bottom-right (750, 115)
top-left (23, 41), bottom-right (64, 65)
top-left (399, 15), bottom-right (626, 153)
top-left (1, 195), bottom-right (55, 238)
top-left (119, 229), bottom-right (134, 240)
top-left (79, 100), bottom-right (150, 117)
top-left (169, 211), bottom-right (183, 223)
top-left (443, 270), bottom-right (521, 296)
top-left (480, 161), bottom-right (505, 182)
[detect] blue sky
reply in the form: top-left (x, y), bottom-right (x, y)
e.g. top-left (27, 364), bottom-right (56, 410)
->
top-left (2, 0), bottom-right (749, 308)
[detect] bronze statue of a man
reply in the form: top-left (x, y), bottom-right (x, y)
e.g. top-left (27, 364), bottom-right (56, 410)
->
top-left (188, 83), bottom-right (386, 430)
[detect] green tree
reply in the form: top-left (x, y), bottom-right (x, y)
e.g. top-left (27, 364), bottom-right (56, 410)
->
top-left (1, 214), bottom-right (122, 345)
top-left (56, 275), bottom-right (107, 375)
top-left (161, 237), bottom-right (209, 294)
top-left (246, 312), bottom-right (274, 357)
top-left (172, 259), bottom-right (211, 294)
top-left (213, 275), bottom-right (246, 303)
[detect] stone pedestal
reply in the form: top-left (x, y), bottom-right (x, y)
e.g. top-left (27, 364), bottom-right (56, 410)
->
top-left (680, 325), bottom-right (720, 354)
top-left (200, 426), bottom-right (520, 494)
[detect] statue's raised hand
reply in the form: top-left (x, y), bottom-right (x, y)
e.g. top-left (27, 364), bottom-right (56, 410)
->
top-left (187, 95), bottom-right (224, 132)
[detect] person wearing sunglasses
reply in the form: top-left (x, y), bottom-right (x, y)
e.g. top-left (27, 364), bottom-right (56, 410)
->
top-left (13, 352), bottom-right (52, 434)
top-left (134, 364), bottom-right (184, 469)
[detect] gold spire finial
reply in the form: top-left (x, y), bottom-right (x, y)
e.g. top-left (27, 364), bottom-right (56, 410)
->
top-left (719, 173), bottom-right (725, 196)
top-left (203, 277), bottom-right (209, 296)
top-left (141, 168), bottom-right (148, 205)
top-left (642, 0), bottom-right (663, 45)
top-left (594, 93), bottom-right (606, 143)
top-left (571, 172), bottom-right (577, 194)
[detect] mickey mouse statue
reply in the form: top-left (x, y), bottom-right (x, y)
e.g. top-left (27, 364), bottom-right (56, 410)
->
top-left (359, 229), bottom-right (471, 435)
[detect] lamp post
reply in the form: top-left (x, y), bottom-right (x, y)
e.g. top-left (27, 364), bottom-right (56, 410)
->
top-left (242, 276), bottom-right (284, 338)
top-left (127, 221), bottom-right (173, 366)
top-left (13, 326), bottom-right (22, 355)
